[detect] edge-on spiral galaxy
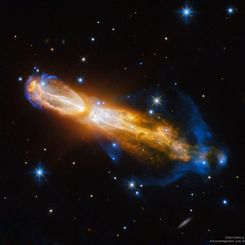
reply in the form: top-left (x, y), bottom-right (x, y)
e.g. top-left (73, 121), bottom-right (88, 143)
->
top-left (25, 73), bottom-right (227, 174)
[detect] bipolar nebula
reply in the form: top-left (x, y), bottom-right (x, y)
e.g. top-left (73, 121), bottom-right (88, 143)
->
top-left (25, 73), bottom-right (227, 186)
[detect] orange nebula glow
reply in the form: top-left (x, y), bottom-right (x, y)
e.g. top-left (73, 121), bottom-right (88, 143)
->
top-left (26, 75), bottom-right (192, 165)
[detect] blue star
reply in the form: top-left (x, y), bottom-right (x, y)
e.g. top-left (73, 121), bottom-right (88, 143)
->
top-left (152, 96), bottom-right (161, 106)
top-left (32, 163), bottom-right (47, 184)
top-left (135, 191), bottom-right (140, 196)
top-left (218, 154), bottom-right (227, 167)
top-left (17, 76), bottom-right (23, 82)
top-left (179, 6), bottom-right (193, 23)
top-left (35, 168), bottom-right (44, 177)
top-left (129, 181), bottom-right (135, 189)
top-left (227, 7), bottom-right (235, 15)
top-left (77, 77), bottom-right (84, 84)
top-left (219, 159), bottom-right (224, 165)
top-left (182, 8), bottom-right (192, 17)
top-left (149, 109), bottom-right (154, 115)
top-left (222, 199), bottom-right (228, 206)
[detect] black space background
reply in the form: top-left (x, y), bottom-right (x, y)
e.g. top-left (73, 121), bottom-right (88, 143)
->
top-left (1, 1), bottom-right (245, 244)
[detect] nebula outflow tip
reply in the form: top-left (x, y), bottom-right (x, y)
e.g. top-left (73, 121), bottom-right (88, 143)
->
top-left (25, 73), bottom-right (86, 116)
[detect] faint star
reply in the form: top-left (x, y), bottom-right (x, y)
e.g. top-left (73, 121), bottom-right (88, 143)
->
top-left (222, 199), bottom-right (228, 205)
top-left (81, 57), bottom-right (86, 62)
top-left (18, 76), bottom-right (23, 82)
top-left (77, 77), bottom-right (84, 84)
top-left (129, 181), bottom-right (135, 189)
top-left (149, 109), bottom-right (154, 115)
top-left (227, 7), bottom-right (235, 15)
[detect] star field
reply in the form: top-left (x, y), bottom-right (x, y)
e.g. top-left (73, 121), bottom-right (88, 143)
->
top-left (1, 1), bottom-right (245, 244)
